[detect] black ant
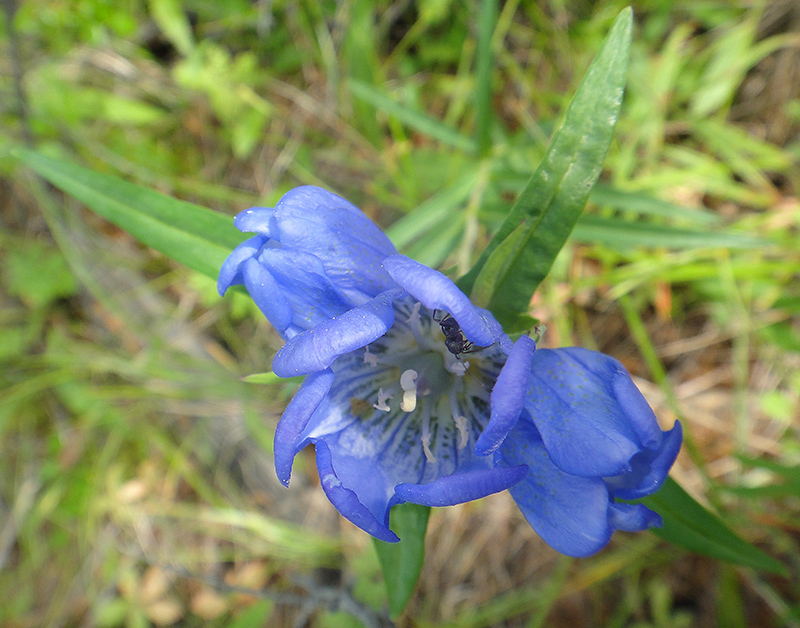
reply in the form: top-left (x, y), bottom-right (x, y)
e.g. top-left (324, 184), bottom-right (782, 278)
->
top-left (433, 310), bottom-right (482, 359)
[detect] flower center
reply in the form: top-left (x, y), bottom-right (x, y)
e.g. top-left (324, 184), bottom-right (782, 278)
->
top-left (336, 297), bottom-right (506, 466)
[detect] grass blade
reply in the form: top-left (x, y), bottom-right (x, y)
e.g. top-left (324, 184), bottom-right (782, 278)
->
top-left (13, 148), bottom-right (242, 280)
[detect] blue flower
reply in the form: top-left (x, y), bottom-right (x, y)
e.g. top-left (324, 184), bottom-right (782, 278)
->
top-left (219, 186), bottom-right (682, 556)
top-left (218, 186), bottom-right (398, 339)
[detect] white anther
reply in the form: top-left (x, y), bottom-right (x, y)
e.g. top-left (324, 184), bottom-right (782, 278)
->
top-left (364, 345), bottom-right (378, 367)
top-left (373, 388), bottom-right (392, 412)
top-left (400, 369), bottom-right (418, 412)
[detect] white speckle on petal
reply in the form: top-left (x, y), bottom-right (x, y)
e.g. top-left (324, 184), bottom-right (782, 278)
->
top-left (321, 474), bottom-right (341, 489)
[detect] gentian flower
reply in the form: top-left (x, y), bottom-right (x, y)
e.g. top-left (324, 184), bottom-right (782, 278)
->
top-left (218, 186), bottom-right (682, 557)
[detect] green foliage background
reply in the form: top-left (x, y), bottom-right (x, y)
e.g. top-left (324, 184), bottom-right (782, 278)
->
top-left (2, 1), bottom-right (800, 626)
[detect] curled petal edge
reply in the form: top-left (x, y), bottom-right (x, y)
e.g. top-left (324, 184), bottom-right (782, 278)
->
top-left (315, 440), bottom-right (400, 543)
top-left (609, 421), bottom-right (683, 500)
top-left (242, 258), bottom-right (293, 334)
top-left (609, 502), bottom-right (662, 531)
top-left (217, 234), bottom-right (267, 296)
top-left (273, 369), bottom-right (335, 486)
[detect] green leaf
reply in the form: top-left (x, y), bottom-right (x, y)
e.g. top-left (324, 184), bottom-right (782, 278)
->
top-left (373, 503), bottom-right (431, 618)
top-left (12, 148), bottom-right (243, 280)
top-left (642, 477), bottom-right (786, 575)
top-left (458, 7), bottom-right (633, 318)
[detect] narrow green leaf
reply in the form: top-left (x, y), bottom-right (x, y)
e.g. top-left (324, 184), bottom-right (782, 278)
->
top-left (350, 79), bottom-right (477, 153)
top-left (241, 372), bottom-right (302, 386)
top-left (642, 477), bottom-right (786, 575)
top-left (470, 221), bottom-right (527, 308)
top-left (12, 148), bottom-right (243, 280)
top-left (573, 215), bottom-right (768, 249)
top-left (240, 372), bottom-right (282, 385)
top-left (373, 503), bottom-right (431, 618)
top-left (589, 183), bottom-right (721, 225)
top-left (386, 170), bottom-right (477, 248)
top-left (148, 0), bottom-right (195, 57)
top-left (474, 0), bottom-right (498, 156)
top-left (459, 7), bottom-right (633, 320)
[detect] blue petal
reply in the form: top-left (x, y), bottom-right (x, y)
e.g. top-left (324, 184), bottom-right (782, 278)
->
top-left (501, 417), bottom-right (615, 557)
top-left (273, 369), bottom-right (335, 486)
top-left (315, 439), bottom-right (399, 543)
top-left (271, 289), bottom-right (402, 377)
top-left (605, 421), bottom-right (683, 500)
top-left (234, 206), bottom-right (276, 236)
top-left (258, 248), bottom-right (356, 330)
top-left (382, 254), bottom-right (500, 347)
top-left (395, 465), bottom-right (528, 507)
top-left (608, 502), bottom-right (662, 531)
top-left (217, 235), bottom-right (267, 296)
top-left (526, 348), bottom-right (659, 477)
top-left (475, 335), bottom-right (536, 455)
top-left (273, 186), bottom-right (398, 301)
top-left (241, 258), bottom-right (293, 335)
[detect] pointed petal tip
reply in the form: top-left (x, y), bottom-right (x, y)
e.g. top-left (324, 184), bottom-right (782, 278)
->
top-left (395, 464), bottom-right (528, 507)
top-left (273, 369), bottom-right (334, 484)
top-left (234, 206), bottom-right (275, 235)
top-left (315, 441), bottom-right (399, 543)
top-left (475, 335), bottom-right (536, 455)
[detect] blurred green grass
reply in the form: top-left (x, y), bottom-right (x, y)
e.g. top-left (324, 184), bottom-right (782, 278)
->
top-left (2, 0), bottom-right (800, 626)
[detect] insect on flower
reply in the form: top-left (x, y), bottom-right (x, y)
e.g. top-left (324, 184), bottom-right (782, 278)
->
top-left (433, 309), bottom-right (483, 359)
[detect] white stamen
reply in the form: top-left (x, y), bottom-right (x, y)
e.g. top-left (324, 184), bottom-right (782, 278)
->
top-left (454, 414), bottom-right (469, 449)
top-left (364, 345), bottom-right (378, 367)
top-left (422, 433), bottom-right (435, 462)
top-left (450, 391), bottom-right (469, 449)
top-left (447, 360), bottom-right (468, 376)
top-left (406, 301), bottom-right (426, 346)
top-left (400, 369), bottom-right (418, 412)
top-left (373, 388), bottom-right (392, 412)
top-left (407, 301), bottom-right (422, 326)
top-left (421, 407), bottom-right (435, 462)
